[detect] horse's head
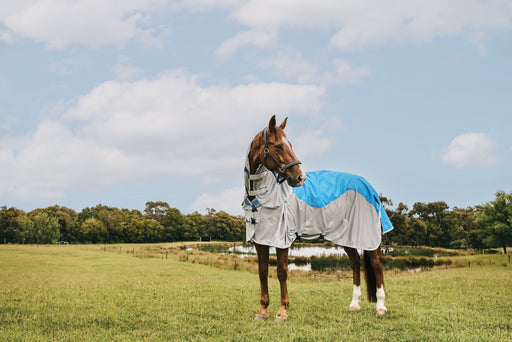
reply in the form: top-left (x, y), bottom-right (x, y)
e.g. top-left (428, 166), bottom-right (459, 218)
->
top-left (249, 115), bottom-right (306, 187)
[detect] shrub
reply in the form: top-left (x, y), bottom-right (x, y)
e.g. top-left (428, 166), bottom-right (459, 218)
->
top-left (310, 255), bottom-right (351, 271)
top-left (382, 255), bottom-right (451, 270)
top-left (292, 256), bottom-right (310, 266)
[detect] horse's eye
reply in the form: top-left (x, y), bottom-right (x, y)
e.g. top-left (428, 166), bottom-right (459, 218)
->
top-left (275, 144), bottom-right (284, 151)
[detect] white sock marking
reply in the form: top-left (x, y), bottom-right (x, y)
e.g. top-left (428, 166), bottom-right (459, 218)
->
top-left (349, 285), bottom-right (361, 311)
top-left (376, 285), bottom-right (387, 314)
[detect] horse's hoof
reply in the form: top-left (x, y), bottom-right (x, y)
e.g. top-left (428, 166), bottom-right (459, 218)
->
top-left (275, 315), bottom-right (287, 322)
top-left (348, 304), bottom-right (361, 312)
top-left (254, 313), bottom-right (269, 321)
top-left (376, 308), bottom-right (387, 316)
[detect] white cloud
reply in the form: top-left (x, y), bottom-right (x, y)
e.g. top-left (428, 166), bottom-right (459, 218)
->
top-left (191, 187), bottom-right (244, 215)
top-left (216, 28), bottom-right (277, 60)
top-left (293, 130), bottom-right (334, 159)
top-left (260, 48), bottom-right (319, 83)
top-left (111, 55), bottom-right (144, 81)
top-left (260, 50), bottom-right (370, 86)
top-left (0, 121), bottom-right (129, 201)
top-left (228, 0), bottom-right (512, 52)
top-left (440, 132), bottom-right (501, 168)
top-left (3, 1), bottom-right (510, 53)
top-left (0, 70), bottom-right (325, 202)
top-left (327, 59), bottom-right (370, 85)
top-left (48, 53), bottom-right (90, 76)
top-left (2, 0), bottom-right (168, 49)
top-left (0, 28), bottom-right (14, 43)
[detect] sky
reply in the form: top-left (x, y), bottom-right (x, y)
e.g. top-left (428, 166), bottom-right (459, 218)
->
top-left (1, 0), bottom-right (511, 216)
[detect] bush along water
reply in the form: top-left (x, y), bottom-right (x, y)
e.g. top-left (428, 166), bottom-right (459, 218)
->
top-left (308, 253), bottom-right (452, 272)
top-left (310, 255), bottom-right (351, 271)
top-left (382, 255), bottom-right (451, 271)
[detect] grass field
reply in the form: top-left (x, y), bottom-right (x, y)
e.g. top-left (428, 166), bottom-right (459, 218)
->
top-left (1, 244), bottom-right (511, 341)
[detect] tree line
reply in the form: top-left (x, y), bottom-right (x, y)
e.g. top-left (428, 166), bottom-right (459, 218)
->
top-left (1, 191), bottom-right (511, 252)
top-left (0, 201), bottom-right (244, 244)
top-left (382, 190), bottom-right (512, 253)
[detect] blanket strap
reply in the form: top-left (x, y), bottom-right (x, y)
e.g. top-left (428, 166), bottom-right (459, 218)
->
top-left (245, 168), bottom-right (269, 197)
top-left (247, 188), bottom-right (267, 197)
top-left (248, 171), bottom-right (267, 181)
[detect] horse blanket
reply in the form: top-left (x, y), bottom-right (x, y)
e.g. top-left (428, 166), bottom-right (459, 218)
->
top-left (243, 167), bottom-right (393, 250)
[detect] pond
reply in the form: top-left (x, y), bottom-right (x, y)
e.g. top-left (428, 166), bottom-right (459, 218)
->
top-left (228, 245), bottom-right (351, 272)
top-left (229, 245), bottom-right (348, 258)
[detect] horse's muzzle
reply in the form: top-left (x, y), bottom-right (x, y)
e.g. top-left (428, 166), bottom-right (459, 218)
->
top-left (288, 170), bottom-right (306, 187)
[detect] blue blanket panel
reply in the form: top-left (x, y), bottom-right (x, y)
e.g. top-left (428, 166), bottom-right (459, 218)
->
top-left (292, 171), bottom-right (393, 233)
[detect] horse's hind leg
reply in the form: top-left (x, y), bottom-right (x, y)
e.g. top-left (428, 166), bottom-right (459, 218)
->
top-left (255, 243), bottom-right (270, 320)
top-left (366, 248), bottom-right (387, 315)
top-left (344, 247), bottom-right (362, 311)
top-left (275, 247), bottom-right (290, 321)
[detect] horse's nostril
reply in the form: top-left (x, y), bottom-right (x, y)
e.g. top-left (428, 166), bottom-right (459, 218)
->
top-left (298, 175), bottom-right (303, 182)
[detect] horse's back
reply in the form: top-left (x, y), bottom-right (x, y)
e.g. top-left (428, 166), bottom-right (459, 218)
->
top-left (292, 170), bottom-right (381, 211)
top-left (288, 171), bottom-right (393, 249)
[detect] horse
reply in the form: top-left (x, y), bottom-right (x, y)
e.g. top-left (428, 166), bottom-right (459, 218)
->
top-left (243, 115), bottom-right (393, 321)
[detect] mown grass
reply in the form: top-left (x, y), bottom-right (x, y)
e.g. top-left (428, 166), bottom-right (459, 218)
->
top-left (1, 244), bottom-right (511, 341)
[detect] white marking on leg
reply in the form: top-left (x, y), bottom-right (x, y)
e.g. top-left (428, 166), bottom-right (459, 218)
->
top-left (376, 285), bottom-right (387, 315)
top-left (349, 285), bottom-right (361, 311)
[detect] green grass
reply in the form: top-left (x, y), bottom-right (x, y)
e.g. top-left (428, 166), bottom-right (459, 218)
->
top-left (1, 245), bottom-right (511, 341)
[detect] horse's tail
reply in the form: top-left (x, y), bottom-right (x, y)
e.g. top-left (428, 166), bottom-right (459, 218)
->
top-left (363, 249), bottom-right (378, 302)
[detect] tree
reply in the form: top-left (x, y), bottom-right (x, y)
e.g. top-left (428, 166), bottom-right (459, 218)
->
top-left (141, 218), bottom-right (164, 243)
top-left (475, 191), bottom-right (512, 253)
top-left (80, 218), bottom-right (108, 243)
top-left (144, 201), bottom-right (171, 223)
top-left (29, 212), bottom-right (60, 244)
top-left (212, 211), bottom-right (245, 241)
top-left (14, 215), bottom-right (35, 244)
top-left (447, 207), bottom-right (477, 249)
top-left (380, 197), bottom-right (409, 245)
top-left (410, 201), bottom-right (450, 247)
top-left (32, 206), bottom-right (78, 243)
top-left (0, 206), bottom-right (25, 243)
top-left (162, 208), bottom-right (185, 241)
top-left (188, 212), bottom-right (208, 239)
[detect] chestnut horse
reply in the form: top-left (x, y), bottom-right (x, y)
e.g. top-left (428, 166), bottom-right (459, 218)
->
top-left (244, 116), bottom-right (389, 321)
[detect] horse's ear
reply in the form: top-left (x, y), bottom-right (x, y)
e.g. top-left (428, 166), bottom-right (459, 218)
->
top-left (268, 115), bottom-right (277, 132)
top-left (279, 117), bottom-right (288, 130)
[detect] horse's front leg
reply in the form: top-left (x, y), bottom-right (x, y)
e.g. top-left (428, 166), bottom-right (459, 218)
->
top-left (344, 247), bottom-right (362, 311)
top-left (255, 244), bottom-right (270, 320)
top-left (275, 247), bottom-right (289, 321)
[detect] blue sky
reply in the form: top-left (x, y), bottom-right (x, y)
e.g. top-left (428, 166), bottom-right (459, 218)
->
top-left (1, 1), bottom-right (511, 215)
